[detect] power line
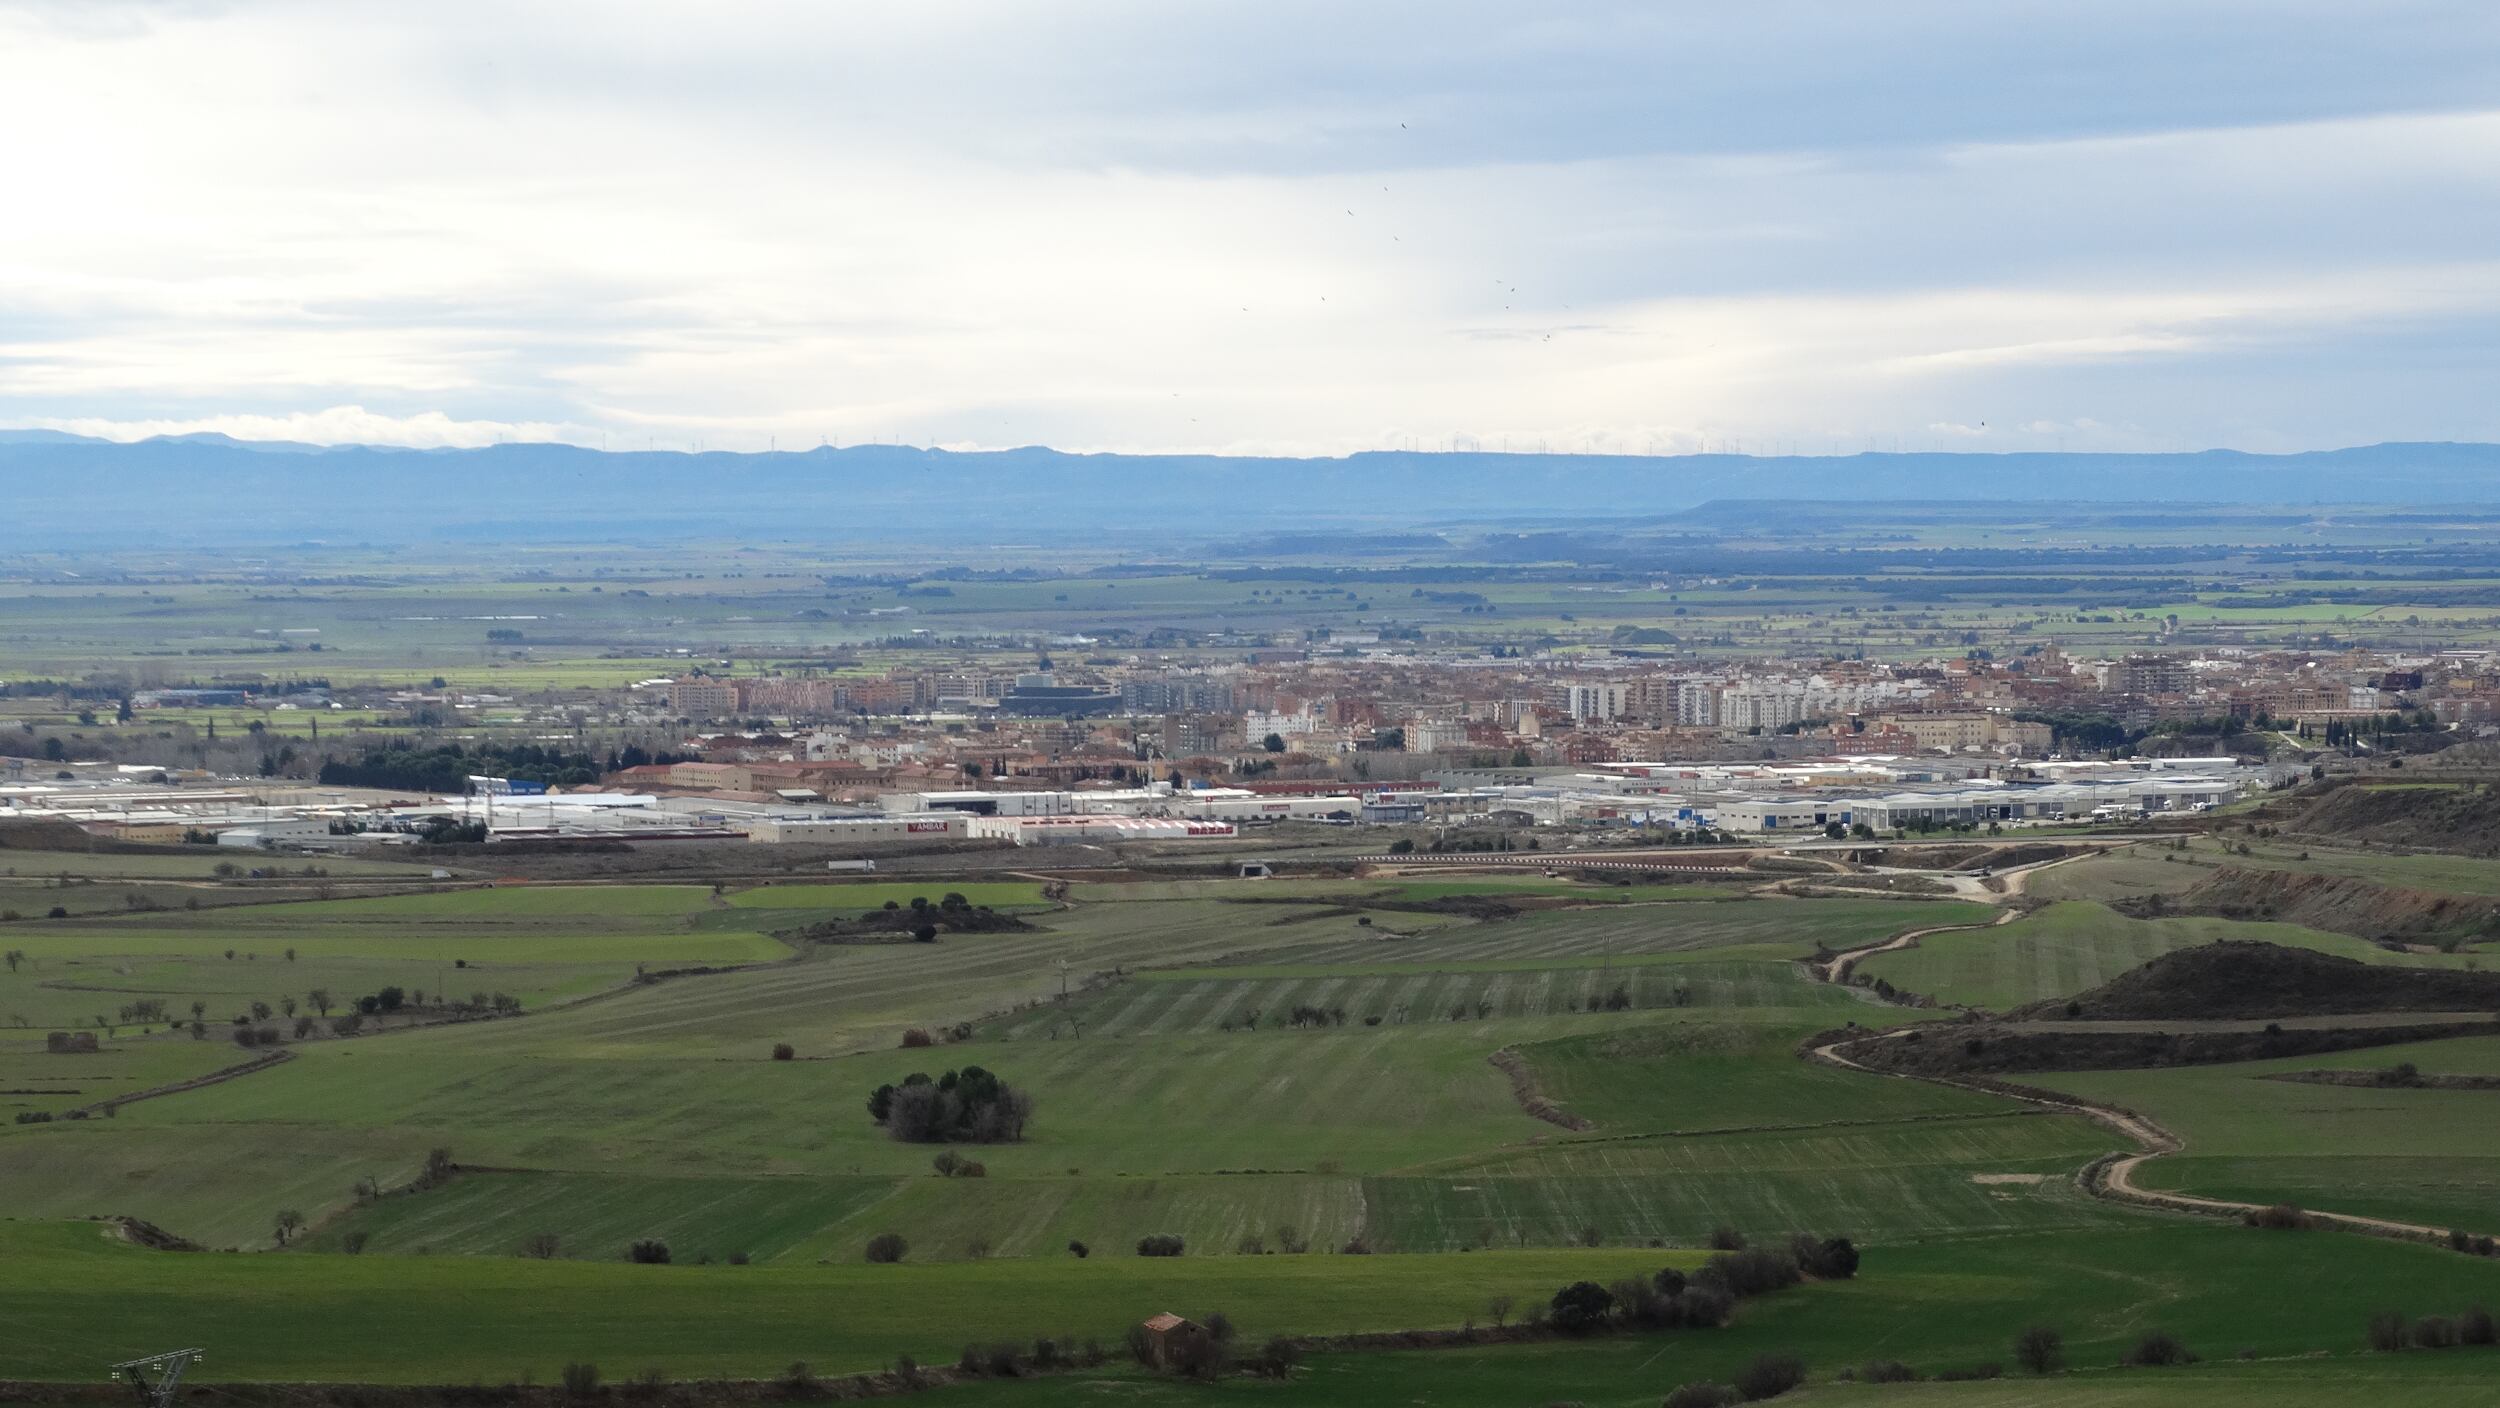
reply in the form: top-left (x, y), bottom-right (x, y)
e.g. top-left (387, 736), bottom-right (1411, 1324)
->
top-left (110, 1349), bottom-right (204, 1408)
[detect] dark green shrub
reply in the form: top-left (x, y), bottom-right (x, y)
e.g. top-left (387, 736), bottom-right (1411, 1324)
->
top-left (1733, 1352), bottom-right (1805, 1401)
top-left (2120, 1331), bottom-right (2196, 1367)
top-left (1549, 1280), bottom-right (1616, 1335)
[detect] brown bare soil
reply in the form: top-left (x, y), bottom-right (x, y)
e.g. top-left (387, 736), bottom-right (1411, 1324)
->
top-left (2146, 864), bottom-right (2500, 944)
top-left (2277, 779), bottom-right (2500, 856)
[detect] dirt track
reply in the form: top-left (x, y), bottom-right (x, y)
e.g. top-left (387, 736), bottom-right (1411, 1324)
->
top-left (1818, 906), bottom-right (2016, 985)
top-left (1804, 843), bottom-right (2486, 1246)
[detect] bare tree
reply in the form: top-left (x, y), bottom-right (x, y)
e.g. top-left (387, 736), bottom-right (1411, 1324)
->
top-left (273, 1209), bottom-right (305, 1246)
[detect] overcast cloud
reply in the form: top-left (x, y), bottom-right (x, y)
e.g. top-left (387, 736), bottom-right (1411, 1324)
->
top-left (3, 0), bottom-right (2497, 455)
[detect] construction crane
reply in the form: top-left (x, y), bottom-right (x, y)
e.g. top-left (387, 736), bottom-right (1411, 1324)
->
top-left (109, 1349), bottom-right (203, 1408)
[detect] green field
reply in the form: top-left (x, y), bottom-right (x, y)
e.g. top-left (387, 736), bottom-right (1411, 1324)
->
top-left (2034, 1032), bottom-right (2500, 1235)
top-left (1853, 900), bottom-right (2462, 1010)
top-left (726, 881), bottom-right (1051, 911)
top-left (8, 1219), bottom-right (2500, 1393)
top-left (8, 851), bottom-right (2499, 1403)
top-left (1231, 897), bottom-right (1994, 969)
top-left (0, 880), bottom-right (802, 1035)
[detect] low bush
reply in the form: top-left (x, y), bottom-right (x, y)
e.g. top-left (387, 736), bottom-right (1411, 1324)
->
top-left (1611, 1276), bottom-right (1679, 1330)
top-left (1066, 1240), bottom-right (1088, 1258)
top-left (1707, 1226), bottom-right (1746, 1251)
top-left (1660, 1384), bottom-right (1736, 1408)
top-left (626, 1238), bottom-right (670, 1265)
top-left (1245, 1335), bottom-right (1300, 1379)
top-left (1789, 1233), bottom-right (1859, 1279)
top-left (2413, 1315), bottom-right (2459, 1350)
top-left (1136, 1233), bottom-right (1185, 1257)
top-left (770, 1043), bottom-right (795, 1061)
top-left (1934, 1363), bottom-right (2003, 1382)
top-left (2245, 1202), bottom-right (2311, 1230)
top-left (2462, 1304), bottom-right (2497, 1347)
top-left (2367, 1310), bottom-right (2409, 1352)
top-left (2120, 1331), bottom-right (2196, 1368)
top-left (864, 1232), bottom-right (908, 1264)
top-left (1733, 1352), bottom-right (1805, 1402)
top-left (1700, 1247), bottom-right (1802, 1298)
top-left (1859, 1360), bottom-right (1917, 1383)
top-left (1678, 1284), bottom-right (1735, 1329)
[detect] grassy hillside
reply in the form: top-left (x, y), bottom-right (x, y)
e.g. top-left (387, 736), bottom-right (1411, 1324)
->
top-left (1853, 900), bottom-right (2457, 1010)
top-left (2034, 1032), bottom-right (2500, 1234)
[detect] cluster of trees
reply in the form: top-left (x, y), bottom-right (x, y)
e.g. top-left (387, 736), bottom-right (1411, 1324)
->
top-left (1547, 1233), bottom-right (1859, 1345)
top-left (315, 742), bottom-right (683, 793)
top-left (866, 1066), bottom-right (1033, 1144)
top-left (2369, 1303), bottom-right (2497, 1352)
top-left (2315, 711), bottom-right (2443, 747)
top-left (194, 986), bottom-right (518, 1045)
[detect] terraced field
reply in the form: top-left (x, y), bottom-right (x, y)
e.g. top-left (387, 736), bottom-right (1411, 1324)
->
top-left (1853, 900), bottom-right (2461, 1010)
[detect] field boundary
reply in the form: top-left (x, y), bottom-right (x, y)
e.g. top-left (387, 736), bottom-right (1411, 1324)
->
top-left (66, 1047), bottom-right (295, 1118)
top-left (1486, 1045), bottom-right (1592, 1131)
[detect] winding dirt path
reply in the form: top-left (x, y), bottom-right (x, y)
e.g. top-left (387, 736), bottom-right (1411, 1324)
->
top-left (1806, 1011), bottom-right (2478, 1248)
top-left (1818, 906), bottom-right (2018, 985)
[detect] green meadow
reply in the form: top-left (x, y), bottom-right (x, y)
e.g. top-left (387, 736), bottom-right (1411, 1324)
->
top-left (1853, 900), bottom-right (2462, 1011)
top-left (5, 854), bottom-right (2498, 1405)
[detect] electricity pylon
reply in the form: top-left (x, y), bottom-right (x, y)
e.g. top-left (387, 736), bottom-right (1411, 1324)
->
top-left (109, 1349), bottom-right (203, 1408)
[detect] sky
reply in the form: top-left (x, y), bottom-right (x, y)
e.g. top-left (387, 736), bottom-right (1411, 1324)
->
top-left (3, 1), bottom-right (2498, 457)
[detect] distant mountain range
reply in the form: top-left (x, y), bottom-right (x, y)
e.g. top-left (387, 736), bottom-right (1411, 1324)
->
top-left (6, 435), bottom-right (2499, 548)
